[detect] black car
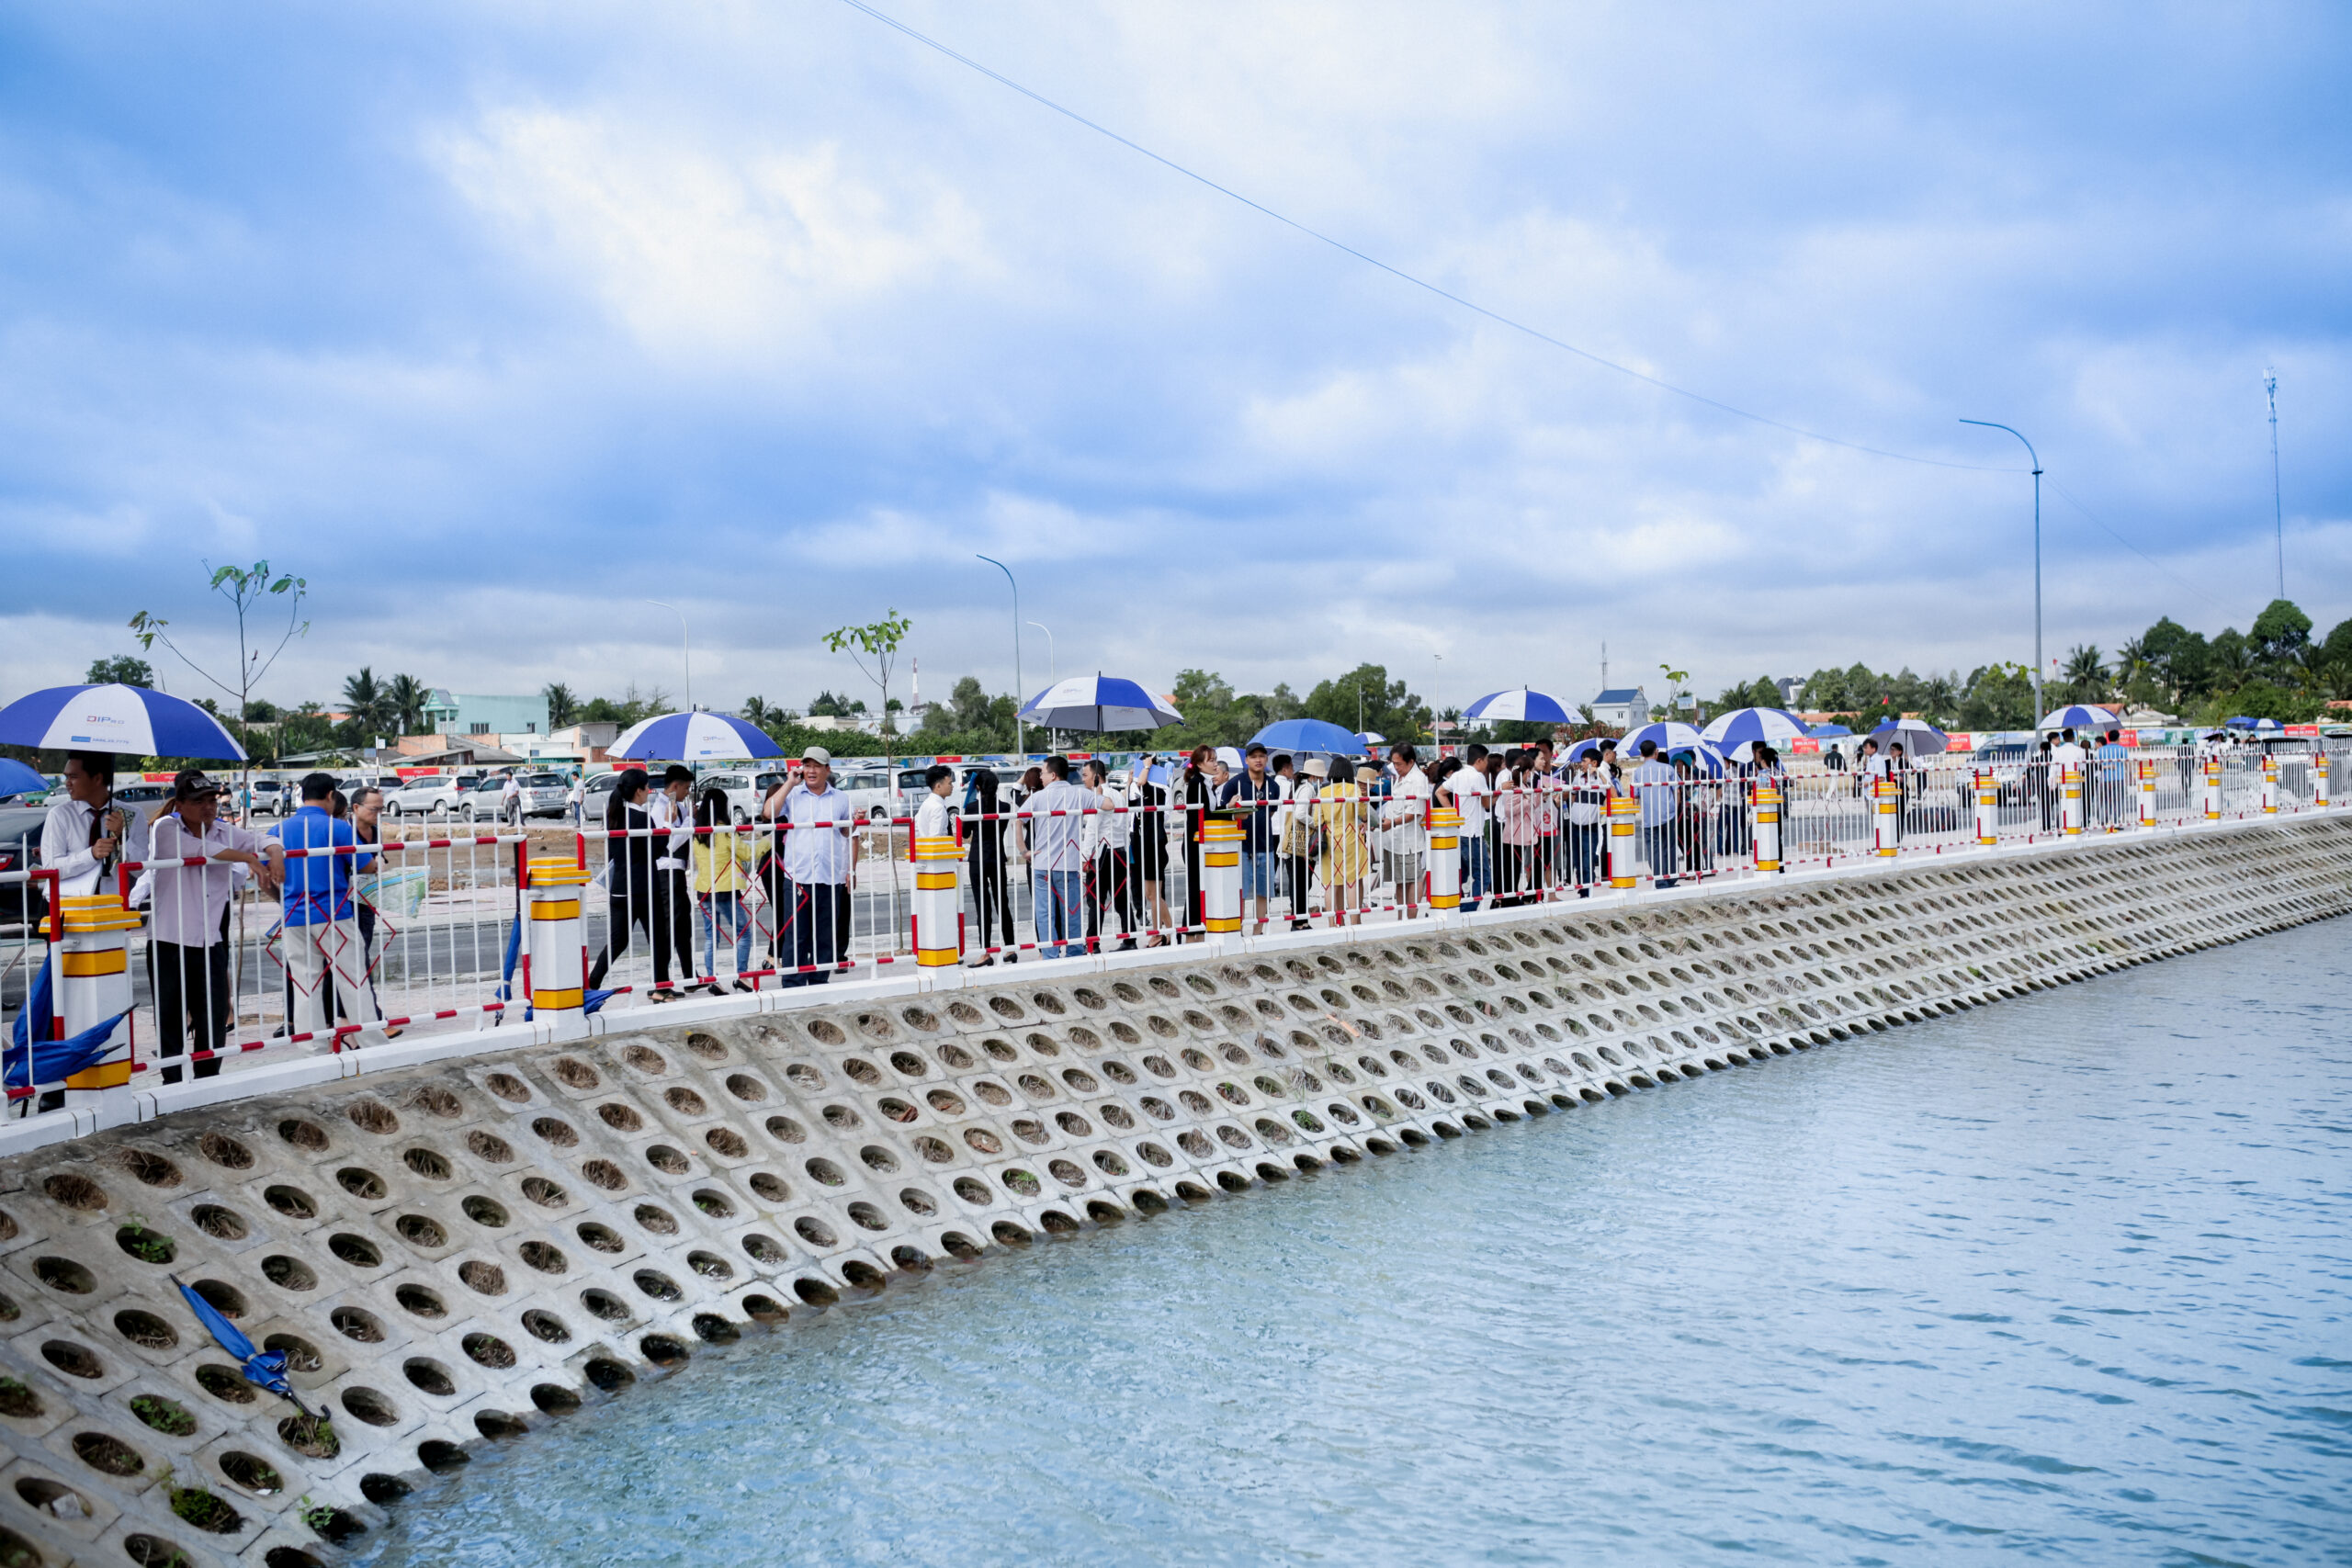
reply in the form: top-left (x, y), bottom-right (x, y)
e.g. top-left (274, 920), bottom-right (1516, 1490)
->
top-left (0, 805), bottom-right (49, 929)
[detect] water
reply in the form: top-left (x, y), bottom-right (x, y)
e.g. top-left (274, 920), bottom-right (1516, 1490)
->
top-left (360, 921), bottom-right (2352, 1567)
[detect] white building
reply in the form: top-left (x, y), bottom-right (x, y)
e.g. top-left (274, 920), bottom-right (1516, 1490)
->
top-left (1591, 687), bottom-right (1649, 729)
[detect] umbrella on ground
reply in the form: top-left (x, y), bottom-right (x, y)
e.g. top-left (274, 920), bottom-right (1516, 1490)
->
top-left (1017, 675), bottom-right (1182, 733)
top-left (171, 1275), bottom-right (311, 1414)
top-left (1807, 722), bottom-right (1852, 738)
top-left (6, 960), bottom-right (129, 1090)
top-left (611, 712), bottom-right (783, 761)
top-left (1702, 706), bottom-right (1809, 761)
top-left (0, 682), bottom-right (245, 759)
top-left (1867, 717), bottom-right (1951, 755)
top-left (0, 757), bottom-right (46, 796)
top-left (1463, 688), bottom-right (1577, 726)
top-left (2037, 704), bottom-right (2118, 731)
top-left (1250, 717), bottom-right (1362, 754)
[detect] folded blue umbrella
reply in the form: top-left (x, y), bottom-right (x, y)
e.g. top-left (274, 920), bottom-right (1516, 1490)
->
top-left (495, 912), bottom-right (614, 1020)
top-left (173, 1275), bottom-right (305, 1410)
top-left (5, 958), bottom-right (129, 1090)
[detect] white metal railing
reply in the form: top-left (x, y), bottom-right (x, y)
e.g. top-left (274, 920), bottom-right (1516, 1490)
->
top-left (2, 741), bottom-right (2341, 1117)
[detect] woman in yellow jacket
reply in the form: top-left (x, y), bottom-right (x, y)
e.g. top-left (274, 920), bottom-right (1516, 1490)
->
top-left (692, 788), bottom-right (754, 991)
top-left (1316, 761), bottom-right (1374, 926)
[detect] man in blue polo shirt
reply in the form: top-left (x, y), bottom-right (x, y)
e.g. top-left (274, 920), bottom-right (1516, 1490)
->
top-left (2093, 728), bottom-right (2133, 827)
top-left (276, 772), bottom-right (386, 1044)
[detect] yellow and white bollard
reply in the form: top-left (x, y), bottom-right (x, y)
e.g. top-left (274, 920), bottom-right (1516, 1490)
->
top-left (2136, 758), bottom-right (2157, 829)
top-left (1871, 776), bottom-right (1900, 857)
top-left (1424, 806), bottom-right (1462, 916)
top-left (2260, 753), bottom-right (2278, 815)
top-left (46, 894), bottom-right (142, 1118)
top-left (1201, 818), bottom-right (1244, 937)
top-left (1973, 770), bottom-right (1999, 846)
top-left (911, 834), bottom-right (963, 970)
top-left (2318, 750), bottom-right (2332, 809)
top-left (1751, 781), bottom-right (1782, 872)
top-left (1606, 794), bottom-right (1639, 889)
top-left (2203, 754), bottom-right (2222, 820)
top-left (2059, 762), bottom-right (2084, 836)
top-left (526, 857), bottom-right (590, 1031)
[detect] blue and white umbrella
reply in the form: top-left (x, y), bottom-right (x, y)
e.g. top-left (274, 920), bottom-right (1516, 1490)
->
top-left (2225, 716), bottom-right (2282, 733)
top-left (1017, 675), bottom-right (1182, 733)
top-left (1250, 717), bottom-right (1362, 754)
top-left (0, 757), bottom-right (47, 797)
top-left (1464, 687), bottom-right (1577, 726)
top-left (610, 711), bottom-right (783, 761)
top-left (1357, 731), bottom-right (1386, 750)
top-left (2037, 704), bottom-right (2117, 731)
top-left (1866, 717), bottom-right (1951, 755)
top-left (1701, 705), bottom-right (1809, 761)
top-left (1620, 722), bottom-right (1727, 776)
top-left (0, 683), bottom-right (245, 760)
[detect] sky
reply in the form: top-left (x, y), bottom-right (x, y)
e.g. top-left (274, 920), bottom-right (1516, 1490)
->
top-left (3, 1), bottom-right (2347, 721)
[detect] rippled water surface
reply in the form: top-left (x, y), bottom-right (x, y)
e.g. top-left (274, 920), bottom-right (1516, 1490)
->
top-left (362, 921), bottom-right (2352, 1566)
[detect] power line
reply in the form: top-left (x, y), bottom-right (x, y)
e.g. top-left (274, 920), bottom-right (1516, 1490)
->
top-left (835, 0), bottom-right (2020, 474)
top-left (2043, 477), bottom-right (2228, 615)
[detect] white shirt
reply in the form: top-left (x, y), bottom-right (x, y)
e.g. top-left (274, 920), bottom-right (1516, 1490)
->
top-left (648, 790), bottom-right (693, 869)
top-left (1384, 766), bottom-right (1432, 852)
top-left (1023, 778), bottom-right (1094, 874)
top-left (913, 792), bottom-right (957, 841)
top-left (41, 793), bottom-right (153, 898)
top-left (2051, 740), bottom-right (2088, 776)
top-left (1453, 766), bottom-right (1493, 836)
top-left (780, 784), bottom-right (855, 885)
top-left (1082, 782), bottom-right (1132, 853)
top-left (148, 813), bottom-right (264, 946)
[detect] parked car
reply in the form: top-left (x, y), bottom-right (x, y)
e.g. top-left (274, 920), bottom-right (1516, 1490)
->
top-left (695, 771), bottom-right (789, 823)
top-left (384, 774), bottom-right (464, 818)
top-left (0, 805), bottom-right (48, 928)
top-left (517, 771), bottom-right (571, 820)
top-left (582, 773), bottom-right (618, 829)
top-left (831, 764), bottom-right (897, 822)
top-left (242, 777), bottom-right (286, 816)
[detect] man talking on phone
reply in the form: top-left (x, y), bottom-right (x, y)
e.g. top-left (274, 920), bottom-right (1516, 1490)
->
top-left (42, 751), bottom-right (152, 897)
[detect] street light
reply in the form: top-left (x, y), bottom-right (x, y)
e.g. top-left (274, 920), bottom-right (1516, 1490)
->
top-left (1028, 622), bottom-right (1056, 684)
top-left (643, 601), bottom-right (691, 711)
top-left (1959, 421), bottom-right (2043, 726)
top-left (977, 556), bottom-right (1024, 759)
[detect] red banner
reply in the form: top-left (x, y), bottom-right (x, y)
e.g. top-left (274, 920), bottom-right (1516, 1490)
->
top-left (2287, 723), bottom-right (2320, 738)
top-left (1790, 737), bottom-right (1821, 755)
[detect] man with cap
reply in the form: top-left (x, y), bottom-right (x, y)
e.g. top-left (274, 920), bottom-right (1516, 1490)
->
top-left (764, 747), bottom-right (855, 985)
top-left (150, 771), bottom-right (282, 1081)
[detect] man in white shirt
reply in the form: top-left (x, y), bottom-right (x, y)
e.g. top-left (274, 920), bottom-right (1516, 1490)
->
top-left (1455, 744), bottom-right (1495, 911)
top-left (1382, 743), bottom-right (1432, 919)
top-left (1023, 755), bottom-right (1094, 958)
top-left (41, 751), bottom-right (152, 898)
top-left (912, 763), bottom-right (958, 840)
top-left (647, 765), bottom-right (695, 993)
top-left (1080, 759), bottom-right (1136, 951)
top-left (500, 772), bottom-right (523, 827)
top-left (148, 770), bottom-right (282, 1082)
top-left (775, 748), bottom-right (855, 986)
top-left (566, 774), bottom-right (584, 828)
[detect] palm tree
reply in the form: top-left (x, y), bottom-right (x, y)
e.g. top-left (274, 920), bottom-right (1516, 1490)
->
top-left (1920, 671), bottom-right (1959, 724)
top-left (544, 682), bottom-right (580, 730)
top-left (386, 673), bottom-right (429, 736)
top-left (2062, 645), bottom-right (2108, 705)
top-left (740, 696), bottom-right (780, 732)
top-left (340, 668), bottom-right (390, 736)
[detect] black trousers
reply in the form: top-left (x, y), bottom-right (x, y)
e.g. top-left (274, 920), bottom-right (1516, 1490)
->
top-left (1087, 848), bottom-right (1133, 946)
top-left (651, 868), bottom-right (690, 985)
top-left (969, 852), bottom-right (1015, 951)
top-left (778, 878), bottom-right (852, 986)
top-left (153, 918), bottom-right (229, 1083)
top-left (1287, 852), bottom-right (1312, 919)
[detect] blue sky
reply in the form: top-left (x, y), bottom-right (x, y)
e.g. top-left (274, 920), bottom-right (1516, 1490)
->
top-left (3, 1), bottom-right (2346, 718)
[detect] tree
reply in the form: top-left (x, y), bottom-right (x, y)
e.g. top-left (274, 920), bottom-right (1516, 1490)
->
top-left (128, 558), bottom-right (309, 771)
top-left (1302, 663), bottom-right (1426, 743)
top-left (739, 696), bottom-right (781, 732)
top-left (808, 690), bottom-right (852, 718)
top-left (2207, 627), bottom-right (2253, 691)
top-left (2061, 645), bottom-right (2108, 704)
top-left (545, 682), bottom-right (581, 730)
top-left (2249, 598), bottom-right (2312, 674)
top-left (339, 668), bottom-right (390, 743)
top-left (386, 673), bottom-right (429, 736)
top-left (1919, 671), bottom-right (1959, 725)
top-left (1956, 663), bottom-right (2034, 731)
top-left (1657, 663), bottom-right (1690, 720)
top-left (85, 655), bottom-right (154, 687)
top-left (821, 610), bottom-right (912, 735)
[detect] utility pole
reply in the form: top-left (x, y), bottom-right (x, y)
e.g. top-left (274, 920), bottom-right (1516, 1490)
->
top-left (1961, 421), bottom-right (2044, 726)
top-left (2267, 369), bottom-right (2283, 600)
top-left (977, 556), bottom-right (1023, 758)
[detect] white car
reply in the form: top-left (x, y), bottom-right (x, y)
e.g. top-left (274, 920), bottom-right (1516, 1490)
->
top-left (384, 774), bottom-right (463, 818)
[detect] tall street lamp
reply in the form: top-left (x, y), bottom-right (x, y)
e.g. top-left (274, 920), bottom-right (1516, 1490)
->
top-left (977, 556), bottom-right (1024, 758)
top-left (1960, 421), bottom-right (2043, 726)
top-left (643, 600), bottom-right (691, 711)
